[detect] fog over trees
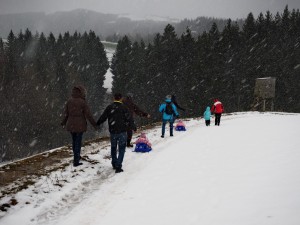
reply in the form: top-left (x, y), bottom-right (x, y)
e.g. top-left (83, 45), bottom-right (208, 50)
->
top-left (0, 9), bottom-right (243, 42)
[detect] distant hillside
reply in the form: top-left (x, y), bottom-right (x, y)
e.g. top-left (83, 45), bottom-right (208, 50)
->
top-left (0, 9), bottom-right (169, 41)
top-left (175, 17), bottom-right (244, 36)
top-left (0, 9), bottom-right (243, 41)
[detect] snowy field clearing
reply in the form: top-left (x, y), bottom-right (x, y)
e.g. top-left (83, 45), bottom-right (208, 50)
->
top-left (1, 112), bottom-right (300, 225)
top-left (102, 41), bottom-right (116, 93)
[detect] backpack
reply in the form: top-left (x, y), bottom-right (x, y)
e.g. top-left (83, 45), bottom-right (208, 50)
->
top-left (165, 102), bottom-right (174, 115)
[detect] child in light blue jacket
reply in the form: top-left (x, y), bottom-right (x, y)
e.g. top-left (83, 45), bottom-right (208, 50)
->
top-left (204, 106), bottom-right (211, 126)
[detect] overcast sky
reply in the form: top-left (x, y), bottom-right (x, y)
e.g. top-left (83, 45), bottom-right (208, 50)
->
top-left (0, 0), bottom-right (299, 20)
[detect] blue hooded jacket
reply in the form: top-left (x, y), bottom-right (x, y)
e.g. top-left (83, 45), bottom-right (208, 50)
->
top-left (204, 106), bottom-right (211, 120)
top-left (159, 98), bottom-right (179, 121)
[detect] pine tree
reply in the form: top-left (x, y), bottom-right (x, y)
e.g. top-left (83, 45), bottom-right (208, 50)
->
top-left (5, 30), bottom-right (17, 85)
top-left (160, 24), bottom-right (180, 94)
top-left (143, 34), bottom-right (164, 121)
top-left (205, 22), bottom-right (227, 102)
top-left (111, 35), bottom-right (132, 94)
top-left (0, 38), bottom-right (4, 84)
top-left (178, 27), bottom-right (199, 117)
top-left (220, 19), bottom-right (242, 111)
top-left (82, 31), bottom-right (109, 114)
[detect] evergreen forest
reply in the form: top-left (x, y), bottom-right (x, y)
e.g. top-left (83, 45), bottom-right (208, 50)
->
top-left (0, 6), bottom-right (299, 162)
top-left (0, 30), bottom-right (109, 161)
top-left (111, 6), bottom-right (300, 123)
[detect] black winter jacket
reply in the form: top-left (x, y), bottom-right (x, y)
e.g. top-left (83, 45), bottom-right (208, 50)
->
top-left (123, 96), bottom-right (148, 117)
top-left (171, 95), bottom-right (185, 111)
top-left (97, 101), bottom-right (135, 134)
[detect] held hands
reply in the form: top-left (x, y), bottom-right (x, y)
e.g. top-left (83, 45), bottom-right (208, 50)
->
top-left (133, 126), bottom-right (137, 132)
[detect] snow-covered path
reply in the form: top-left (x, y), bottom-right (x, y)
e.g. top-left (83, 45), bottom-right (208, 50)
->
top-left (1, 112), bottom-right (300, 225)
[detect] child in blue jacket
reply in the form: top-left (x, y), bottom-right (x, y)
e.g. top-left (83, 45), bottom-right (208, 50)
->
top-left (159, 95), bottom-right (179, 138)
top-left (204, 106), bottom-right (211, 126)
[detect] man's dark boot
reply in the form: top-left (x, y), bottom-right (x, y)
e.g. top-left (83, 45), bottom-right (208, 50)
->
top-left (127, 140), bottom-right (133, 147)
top-left (73, 162), bottom-right (83, 167)
top-left (115, 168), bottom-right (124, 173)
top-left (127, 143), bottom-right (133, 147)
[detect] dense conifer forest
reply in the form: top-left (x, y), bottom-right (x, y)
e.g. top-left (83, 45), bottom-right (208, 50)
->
top-left (0, 6), bottom-right (299, 162)
top-left (111, 6), bottom-right (300, 122)
top-left (0, 30), bottom-right (109, 161)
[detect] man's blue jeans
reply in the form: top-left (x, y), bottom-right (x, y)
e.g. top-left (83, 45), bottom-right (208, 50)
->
top-left (162, 119), bottom-right (174, 136)
top-left (110, 132), bottom-right (127, 169)
top-left (71, 132), bottom-right (83, 165)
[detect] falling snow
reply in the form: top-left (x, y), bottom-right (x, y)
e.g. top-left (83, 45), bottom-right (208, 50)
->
top-left (294, 64), bottom-right (300, 69)
top-left (29, 139), bottom-right (38, 147)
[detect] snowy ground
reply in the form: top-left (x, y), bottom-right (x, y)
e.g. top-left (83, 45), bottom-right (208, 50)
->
top-left (1, 112), bottom-right (300, 225)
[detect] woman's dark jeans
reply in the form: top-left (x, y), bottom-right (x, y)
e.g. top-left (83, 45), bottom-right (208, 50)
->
top-left (71, 132), bottom-right (83, 165)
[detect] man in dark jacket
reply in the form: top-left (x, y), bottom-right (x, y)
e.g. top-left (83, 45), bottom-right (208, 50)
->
top-left (122, 93), bottom-right (150, 147)
top-left (97, 93), bottom-right (136, 173)
top-left (171, 94), bottom-right (185, 112)
top-left (61, 85), bottom-right (97, 167)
